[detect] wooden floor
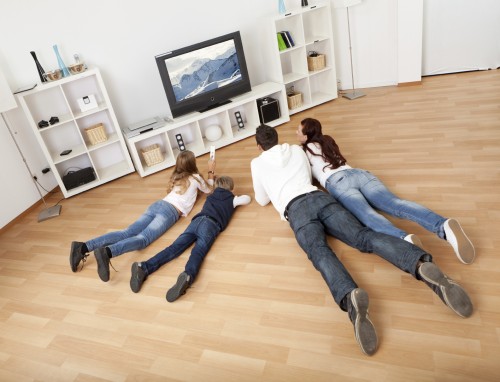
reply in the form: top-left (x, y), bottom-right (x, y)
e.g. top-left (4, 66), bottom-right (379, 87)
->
top-left (1, 70), bottom-right (500, 382)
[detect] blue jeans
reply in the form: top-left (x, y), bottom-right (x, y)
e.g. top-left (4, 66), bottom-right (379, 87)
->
top-left (86, 200), bottom-right (180, 257)
top-left (141, 215), bottom-right (221, 281)
top-left (325, 169), bottom-right (447, 239)
top-left (286, 191), bottom-right (431, 309)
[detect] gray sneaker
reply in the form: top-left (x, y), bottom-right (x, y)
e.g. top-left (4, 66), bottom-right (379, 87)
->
top-left (418, 262), bottom-right (473, 318)
top-left (94, 247), bottom-right (111, 282)
top-left (347, 288), bottom-right (378, 356)
top-left (443, 219), bottom-right (475, 264)
top-left (70, 241), bottom-right (88, 272)
top-left (166, 272), bottom-right (191, 302)
top-left (130, 262), bottom-right (147, 293)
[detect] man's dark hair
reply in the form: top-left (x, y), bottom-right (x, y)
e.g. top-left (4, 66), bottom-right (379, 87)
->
top-left (255, 124), bottom-right (278, 151)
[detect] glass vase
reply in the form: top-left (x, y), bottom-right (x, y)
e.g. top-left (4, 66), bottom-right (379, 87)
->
top-left (53, 44), bottom-right (70, 77)
top-left (278, 0), bottom-right (286, 14)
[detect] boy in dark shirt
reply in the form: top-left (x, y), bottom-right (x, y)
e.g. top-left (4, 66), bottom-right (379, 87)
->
top-left (130, 176), bottom-right (251, 301)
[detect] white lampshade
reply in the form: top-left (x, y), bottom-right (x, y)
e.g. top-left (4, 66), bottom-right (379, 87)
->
top-left (333, 0), bottom-right (362, 8)
top-left (0, 66), bottom-right (17, 113)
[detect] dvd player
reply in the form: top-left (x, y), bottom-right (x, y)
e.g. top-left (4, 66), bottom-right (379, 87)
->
top-left (122, 116), bottom-right (169, 138)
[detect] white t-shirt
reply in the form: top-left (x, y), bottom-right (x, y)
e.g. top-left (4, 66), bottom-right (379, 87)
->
top-left (305, 143), bottom-right (351, 188)
top-left (251, 143), bottom-right (317, 220)
top-left (163, 174), bottom-right (212, 216)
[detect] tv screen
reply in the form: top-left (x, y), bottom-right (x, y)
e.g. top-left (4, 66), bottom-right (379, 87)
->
top-left (155, 31), bottom-right (252, 118)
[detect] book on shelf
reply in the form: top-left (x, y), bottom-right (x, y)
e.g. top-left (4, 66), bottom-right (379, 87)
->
top-left (279, 32), bottom-right (291, 48)
top-left (277, 33), bottom-right (287, 51)
top-left (281, 31), bottom-right (295, 47)
top-left (280, 31), bottom-right (295, 48)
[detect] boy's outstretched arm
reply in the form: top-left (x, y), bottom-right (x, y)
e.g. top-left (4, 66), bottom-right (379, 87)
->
top-left (233, 195), bottom-right (251, 207)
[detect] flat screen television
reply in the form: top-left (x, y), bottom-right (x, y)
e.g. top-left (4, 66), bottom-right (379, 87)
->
top-left (155, 31), bottom-right (252, 118)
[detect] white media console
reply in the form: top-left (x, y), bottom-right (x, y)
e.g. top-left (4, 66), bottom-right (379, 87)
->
top-left (124, 81), bottom-right (289, 177)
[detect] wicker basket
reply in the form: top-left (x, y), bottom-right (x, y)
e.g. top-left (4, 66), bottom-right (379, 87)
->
top-left (307, 54), bottom-right (326, 71)
top-left (287, 92), bottom-right (302, 109)
top-left (141, 144), bottom-right (164, 167)
top-left (85, 123), bottom-right (108, 145)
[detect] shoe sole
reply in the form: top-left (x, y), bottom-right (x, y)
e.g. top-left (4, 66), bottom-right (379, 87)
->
top-left (444, 219), bottom-right (475, 264)
top-left (419, 262), bottom-right (473, 318)
top-left (351, 289), bottom-right (378, 356)
top-left (405, 234), bottom-right (424, 250)
top-left (94, 248), bottom-right (110, 282)
top-left (166, 273), bottom-right (190, 302)
top-left (130, 262), bottom-right (146, 293)
top-left (70, 241), bottom-right (82, 272)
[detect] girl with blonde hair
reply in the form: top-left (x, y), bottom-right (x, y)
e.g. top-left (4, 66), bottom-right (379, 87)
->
top-left (69, 150), bottom-right (216, 282)
top-left (130, 175), bottom-right (251, 301)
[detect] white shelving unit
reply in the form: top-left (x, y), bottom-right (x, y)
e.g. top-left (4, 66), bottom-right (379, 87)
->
top-left (268, 1), bottom-right (338, 115)
top-left (124, 82), bottom-right (289, 177)
top-left (17, 68), bottom-right (135, 198)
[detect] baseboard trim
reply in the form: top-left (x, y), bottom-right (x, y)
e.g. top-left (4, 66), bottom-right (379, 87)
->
top-left (398, 81), bottom-right (422, 87)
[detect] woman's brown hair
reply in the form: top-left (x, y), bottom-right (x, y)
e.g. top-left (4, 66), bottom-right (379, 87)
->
top-left (166, 150), bottom-right (206, 194)
top-left (300, 118), bottom-right (347, 170)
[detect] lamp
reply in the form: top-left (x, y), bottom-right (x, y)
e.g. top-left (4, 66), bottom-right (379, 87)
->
top-left (334, 0), bottom-right (365, 100)
top-left (0, 65), bottom-right (61, 222)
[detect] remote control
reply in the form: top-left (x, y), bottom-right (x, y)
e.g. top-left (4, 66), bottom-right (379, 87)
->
top-left (209, 145), bottom-right (216, 161)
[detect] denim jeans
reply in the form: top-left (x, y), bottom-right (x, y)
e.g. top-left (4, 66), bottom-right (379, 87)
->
top-left (286, 191), bottom-right (431, 309)
top-left (325, 169), bottom-right (447, 239)
top-left (86, 200), bottom-right (180, 257)
top-left (142, 215), bottom-right (221, 281)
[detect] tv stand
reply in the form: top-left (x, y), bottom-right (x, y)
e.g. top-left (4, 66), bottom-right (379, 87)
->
top-left (199, 99), bottom-right (232, 113)
top-left (123, 82), bottom-right (289, 177)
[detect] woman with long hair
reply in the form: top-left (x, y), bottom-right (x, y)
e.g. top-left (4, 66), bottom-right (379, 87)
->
top-left (69, 150), bottom-right (216, 281)
top-left (297, 117), bottom-right (475, 264)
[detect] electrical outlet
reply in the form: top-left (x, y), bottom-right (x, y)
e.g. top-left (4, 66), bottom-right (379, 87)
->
top-left (337, 79), bottom-right (342, 91)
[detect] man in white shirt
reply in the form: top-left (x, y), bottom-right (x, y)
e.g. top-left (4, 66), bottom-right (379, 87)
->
top-left (250, 125), bottom-right (473, 356)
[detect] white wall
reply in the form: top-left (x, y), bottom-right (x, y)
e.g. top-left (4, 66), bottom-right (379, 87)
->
top-left (0, 0), bottom-right (281, 228)
top-left (422, 0), bottom-right (500, 75)
top-left (0, 0), bottom-right (450, 227)
top-left (0, 112), bottom-right (45, 228)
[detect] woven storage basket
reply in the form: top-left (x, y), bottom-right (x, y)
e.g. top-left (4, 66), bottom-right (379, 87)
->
top-left (85, 123), bottom-right (108, 145)
top-left (141, 144), bottom-right (164, 167)
top-left (307, 54), bottom-right (326, 71)
top-left (287, 92), bottom-right (302, 109)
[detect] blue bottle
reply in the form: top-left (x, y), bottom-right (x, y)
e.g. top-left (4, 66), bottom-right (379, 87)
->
top-left (53, 44), bottom-right (70, 77)
top-left (278, 0), bottom-right (286, 14)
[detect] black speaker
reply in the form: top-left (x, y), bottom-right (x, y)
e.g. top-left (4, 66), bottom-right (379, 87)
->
top-left (257, 97), bottom-right (281, 124)
top-left (175, 133), bottom-right (186, 151)
top-left (62, 167), bottom-right (96, 190)
top-left (234, 111), bottom-right (245, 130)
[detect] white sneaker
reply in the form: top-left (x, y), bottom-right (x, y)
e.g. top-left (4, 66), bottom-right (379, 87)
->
top-left (443, 219), bottom-right (475, 264)
top-left (404, 234), bottom-right (424, 249)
